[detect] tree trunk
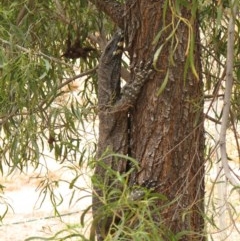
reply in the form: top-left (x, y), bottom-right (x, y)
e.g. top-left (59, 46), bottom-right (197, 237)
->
top-left (126, 1), bottom-right (205, 240)
top-left (93, 0), bottom-right (205, 240)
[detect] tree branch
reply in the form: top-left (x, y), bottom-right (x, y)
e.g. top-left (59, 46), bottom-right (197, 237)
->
top-left (88, 0), bottom-right (124, 29)
top-left (58, 67), bottom-right (98, 90)
top-left (16, 0), bottom-right (35, 25)
top-left (219, 2), bottom-right (240, 186)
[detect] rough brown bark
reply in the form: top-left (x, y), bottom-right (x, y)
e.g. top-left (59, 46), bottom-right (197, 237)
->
top-left (126, 1), bottom-right (205, 240)
top-left (92, 0), bottom-right (205, 240)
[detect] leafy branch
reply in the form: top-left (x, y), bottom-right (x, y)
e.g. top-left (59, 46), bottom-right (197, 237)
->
top-left (0, 38), bottom-right (72, 67)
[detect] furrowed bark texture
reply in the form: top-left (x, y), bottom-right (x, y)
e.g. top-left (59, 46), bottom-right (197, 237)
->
top-left (126, 1), bottom-right (205, 240)
top-left (92, 0), bottom-right (205, 240)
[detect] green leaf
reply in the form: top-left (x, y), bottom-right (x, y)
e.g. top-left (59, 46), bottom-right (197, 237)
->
top-left (157, 69), bottom-right (169, 96)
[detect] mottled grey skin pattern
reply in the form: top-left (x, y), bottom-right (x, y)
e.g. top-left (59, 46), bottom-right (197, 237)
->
top-left (92, 31), bottom-right (128, 241)
top-left (92, 31), bottom-right (153, 241)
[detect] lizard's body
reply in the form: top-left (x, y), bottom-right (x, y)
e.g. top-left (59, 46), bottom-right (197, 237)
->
top-left (92, 31), bottom-right (129, 241)
top-left (92, 31), bottom-right (153, 241)
top-left (97, 31), bottom-right (129, 172)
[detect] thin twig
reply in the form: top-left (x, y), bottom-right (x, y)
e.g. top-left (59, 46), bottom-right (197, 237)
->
top-left (204, 114), bottom-right (221, 124)
top-left (58, 66), bottom-right (98, 90)
top-left (230, 110), bottom-right (240, 166)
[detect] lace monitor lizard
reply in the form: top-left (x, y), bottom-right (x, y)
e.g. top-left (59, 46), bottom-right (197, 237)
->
top-left (91, 30), bottom-right (153, 241)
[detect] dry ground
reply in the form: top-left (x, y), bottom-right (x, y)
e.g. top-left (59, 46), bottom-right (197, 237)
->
top-left (0, 160), bottom-right (92, 241)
